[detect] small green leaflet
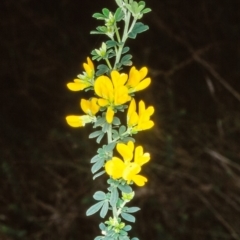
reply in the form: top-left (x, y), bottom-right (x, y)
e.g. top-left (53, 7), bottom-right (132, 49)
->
top-left (128, 22), bottom-right (149, 39)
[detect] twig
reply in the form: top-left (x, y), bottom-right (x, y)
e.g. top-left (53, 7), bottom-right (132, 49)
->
top-left (195, 191), bottom-right (240, 240)
top-left (205, 148), bottom-right (240, 172)
top-left (151, 13), bottom-right (240, 102)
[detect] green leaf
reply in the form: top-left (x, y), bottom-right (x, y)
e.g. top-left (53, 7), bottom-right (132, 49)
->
top-left (102, 8), bottom-right (110, 17)
top-left (91, 158), bottom-right (105, 174)
top-left (89, 130), bottom-right (103, 139)
top-left (118, 184), bottom-right (132, 193)
top-left (92, 12), bottom-right (105, 20)
top-left (110, 187), bottom-right (119, 207)
top-left (121, 212), bottom-right (135, 223)
top-left (125, 207), bottom-right (140, 213)
top-left (121, 54), bottom-right (132, 64)
top-left (119, 125), bottom-right (127, 135)
top-left (100, 201), bottom-right (109, 218)
top-left (96, 64), bottom-right (109, 76)
top-left (131, 238), bottom-right (139, 240)
top-left (86, 201), bottom-right (104, 216)
top-left (96, 133), bottom-right (105, 143)
top-left (93, 191), bottom-right (106, 201)
top-left (106, 40), bottom-right (118, 48)
top-left (119, 235), bottom-right (129, 239)
top-left (94, 237), bottom-right (103, 240)
top-left (123, 225), bottom-right (132, 231)
top-left (93, 170), bottom-right (105, 180)
top-left (112, 117), bottom-right (121, 125)
top-left (104, 142), bottom-right (116, 152)
top-left (121, 137), bottom-right (135, 143)
top-left (128, 22), bottom-right (149, 39)
top-left (122, 47), bottom-right (130, 54)
top-left (91, 155), bottom-right (100, 163)
top-left (99, 222), bottom-right (106, 231)
top-left (141, 8), bottom-right (151, 14)
top-left (115, 8), bottom-right (124, 21)
top-left (131, 1), bottom-right (139, 14)
top-left (96, 26), bottom-right (108, 33)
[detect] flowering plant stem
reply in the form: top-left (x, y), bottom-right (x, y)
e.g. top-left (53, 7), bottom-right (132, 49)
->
top-left (65, 1), bottom-right (153, 239)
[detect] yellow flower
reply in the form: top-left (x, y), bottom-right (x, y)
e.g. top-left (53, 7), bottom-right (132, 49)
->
top-left (66, 115), bottom-right (92, 127)
top-left (94, 70), bottom-right (131, 123)
top-left (105, 141), bottom-right (150, 186)
top-left (126, 66), bottom-right (151, 93)
top-left (127, 99), bottom-right (154, 132)
top-left (66, 98), bottom-right (99, 127)
top-left (81, 98), bottom-right (100, 116)
top-left (67, 57), bottom-right (94, 91)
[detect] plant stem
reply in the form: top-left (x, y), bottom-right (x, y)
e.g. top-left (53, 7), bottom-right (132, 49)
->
top-left (106, 58), bottom-right (113, 70)
top-left (107, 124), bottom-right (112, 143)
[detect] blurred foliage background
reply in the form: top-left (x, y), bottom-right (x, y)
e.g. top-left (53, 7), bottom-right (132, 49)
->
top-left (0, 0), bottom-right (240, 239)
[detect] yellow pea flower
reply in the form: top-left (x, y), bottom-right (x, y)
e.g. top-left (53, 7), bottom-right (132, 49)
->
top-left (67, 57), bottom-right (95, 91)
top-left (105, 141), bottom-right (150, 186)
top-left (127, 99), bottom-right (154, 133)
top-left (126, 66), bottom-right (151, 93)
top-left (116, 141), bottom-right (134, 162)
top-left (81, 98), bottom-right (100, 116)
top-left (66, 98), bottom-right (99, 127)
top-left (94, 70), bottom-right (131, 123)
top-left (66, 115), bottom-right (93, 127)
top-left (105, 157), bottom-right (125, 179)
top-left (122, 163), bottom-right (148, 186)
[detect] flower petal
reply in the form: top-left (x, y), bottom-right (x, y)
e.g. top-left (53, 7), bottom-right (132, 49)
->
top-left (105, 157), bottom-right (125, 179)
top-left (66, 115), bottom-right (84, 127)
top-left (117, 142), bottom-right (134, 162)
top-left (94, 76), bottom-right (114, 100)
top-left (80, 99), bottom-right (90, 114)
top-left (106, 107), bottom-right (114, 123)
top-left (139, 67), bottom-right (148, 79)
top-left (134, 78), bottom-right (151, 92)
top-left (134, 146), bottom-right (150, 166)
top-left (132, 175), bottom-right (148, 186)
top-left (122, 163), bottom-right (141, 184)
top-left (90, 98), bottom-right (100, 115)
top-left (67, 82), bottom-right (88, 91)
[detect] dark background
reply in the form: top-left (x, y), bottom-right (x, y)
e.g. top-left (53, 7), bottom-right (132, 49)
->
top-left (1, 0), bottom-right (240, 239)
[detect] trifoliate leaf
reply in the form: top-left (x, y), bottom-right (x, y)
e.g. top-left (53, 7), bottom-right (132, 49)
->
top-left (128, 22), bottom-right (149, 39)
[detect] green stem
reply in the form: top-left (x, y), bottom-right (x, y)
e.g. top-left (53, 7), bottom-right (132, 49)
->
top-left (114, 23), bottom-right (121, 43)
top-left (105, 58), bottom-right (113, 70)
top-left (114, 11), bottom-right (131, 69)
top-left (107, 124), bottom-right (112, 143)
